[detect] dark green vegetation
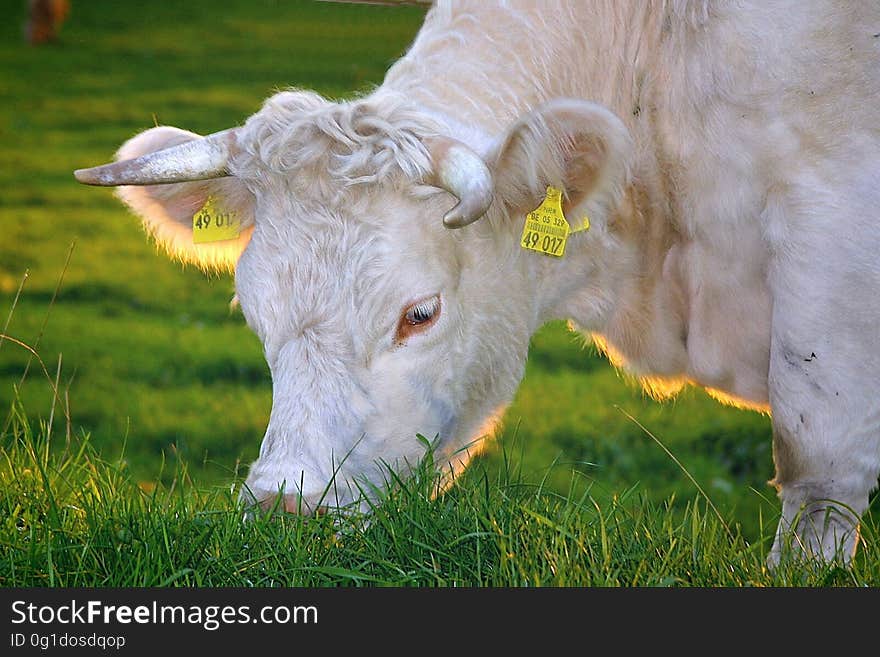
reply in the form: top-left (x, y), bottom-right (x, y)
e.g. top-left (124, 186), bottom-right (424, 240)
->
top-left (1, 0), bottom-right (876, 585)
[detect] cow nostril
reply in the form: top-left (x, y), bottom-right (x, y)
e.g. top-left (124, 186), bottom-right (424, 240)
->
top-left (247, 488), bottom-right (329, 517)
top-left (255, 494), bottom-right (282, 513)
top-left (261, 493), bottom-right (325, 516)
top-left (281, 494), bottom-right (310, 515)
top-left (252, 493), bottom-right (300, 514)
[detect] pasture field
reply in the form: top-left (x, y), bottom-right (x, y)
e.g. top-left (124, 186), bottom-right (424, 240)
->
top-left (0, 0), bottom-right (877, 586)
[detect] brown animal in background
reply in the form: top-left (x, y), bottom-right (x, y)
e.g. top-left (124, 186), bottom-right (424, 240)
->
top-left (25, 0), bottom-right (70, 45)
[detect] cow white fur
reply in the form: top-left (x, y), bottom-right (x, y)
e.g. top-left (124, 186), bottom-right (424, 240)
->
top-left (86, 1), bottom-right (880, 565)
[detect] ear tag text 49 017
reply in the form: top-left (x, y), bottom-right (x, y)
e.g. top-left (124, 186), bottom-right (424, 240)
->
top-left (193, 196), bottom-right (241, 244)
top-left (520, 186), bottom-right (589, 257)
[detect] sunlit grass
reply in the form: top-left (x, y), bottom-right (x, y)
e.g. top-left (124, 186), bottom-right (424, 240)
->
top-left (1, 396), bottom-right (877, 586)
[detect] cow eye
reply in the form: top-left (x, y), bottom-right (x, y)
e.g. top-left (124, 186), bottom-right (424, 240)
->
top-left (405, 297), bottom-right (439, 325)
top-left (396, 295), bottom-right (441, 342)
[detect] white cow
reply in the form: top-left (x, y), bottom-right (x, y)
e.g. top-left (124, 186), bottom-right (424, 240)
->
top-left (75, 0), bottom-right (880, 565)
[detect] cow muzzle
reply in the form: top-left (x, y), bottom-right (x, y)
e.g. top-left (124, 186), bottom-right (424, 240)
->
top-left (239, 485), bottom-right (334, 517)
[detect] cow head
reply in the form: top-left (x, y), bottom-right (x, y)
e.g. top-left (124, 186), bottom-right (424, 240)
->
top-left (75, 90), bottom-right (631, 514)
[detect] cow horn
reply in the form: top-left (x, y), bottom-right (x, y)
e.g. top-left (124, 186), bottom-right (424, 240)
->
top-left (74, 128), bottom-right (239, 186)
top-left (427, 137), bottom-right (494, 228)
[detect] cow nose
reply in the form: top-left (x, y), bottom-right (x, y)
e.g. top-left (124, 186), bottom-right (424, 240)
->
top-left (247, 489), bottom-right (329, 516)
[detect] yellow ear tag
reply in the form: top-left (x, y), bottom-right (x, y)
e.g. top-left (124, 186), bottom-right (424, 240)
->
top-left (192, 196), bottom-right (241, 244)
top-left (520, 186), bottom-right (590, 257)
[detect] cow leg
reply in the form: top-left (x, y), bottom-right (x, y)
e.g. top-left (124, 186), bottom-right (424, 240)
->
top-left (764, 183), bottom-right (880, 566)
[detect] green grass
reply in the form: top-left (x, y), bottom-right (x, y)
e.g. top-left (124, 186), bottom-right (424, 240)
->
top-left (3, 401), bottom-right (877, 586)
top-left (0, 0), bottom-right (877, 586)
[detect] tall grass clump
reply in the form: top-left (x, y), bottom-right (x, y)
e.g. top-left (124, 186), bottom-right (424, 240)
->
top-left (2, 384), bottom-right (877, 587)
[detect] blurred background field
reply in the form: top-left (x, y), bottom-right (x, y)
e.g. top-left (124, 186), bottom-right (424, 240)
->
top-left (0, 0), bottom-right (849, 548)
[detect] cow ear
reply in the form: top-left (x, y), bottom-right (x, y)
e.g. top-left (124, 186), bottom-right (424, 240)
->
top-left (114, 126), bottom-right (255, 272)
top-left (489, 99), bottom-right (632, 221)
